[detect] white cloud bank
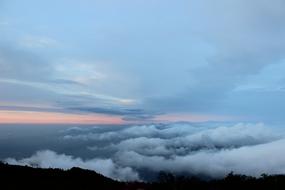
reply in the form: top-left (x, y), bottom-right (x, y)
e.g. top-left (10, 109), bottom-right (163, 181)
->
top-left (5, 122), bottom-right (285, 181)
top-left (116, 138), bottom-right (285, 177)
top-left (5, 150), bottom-right (139, 181)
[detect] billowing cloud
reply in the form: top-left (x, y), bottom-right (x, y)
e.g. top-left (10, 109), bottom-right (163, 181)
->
top-left (64, 123), bottom-right (280, 146)
top-left (115, 138), bottom-right (285, 177)
top-left (6, 122), bottom-right (285, 181)
top-left (5, 150), bottom-right (139, 181)
top-left (61, 122), bottom-right (285, 178)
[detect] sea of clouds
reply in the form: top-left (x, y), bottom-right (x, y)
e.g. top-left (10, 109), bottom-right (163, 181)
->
top-left (5, 122), bottom-right (285, 181)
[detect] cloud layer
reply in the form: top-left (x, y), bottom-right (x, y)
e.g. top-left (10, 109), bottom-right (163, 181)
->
top-left (5, 150), bottom-right (139, 181)
top-left (1, 0), bottom-right (285, 122)
top-left (5, 123), bottom-right (285, 181)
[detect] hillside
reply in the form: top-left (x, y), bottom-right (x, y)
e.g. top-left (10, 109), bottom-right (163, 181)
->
top-left (1, 162), bottom-right (285, 190)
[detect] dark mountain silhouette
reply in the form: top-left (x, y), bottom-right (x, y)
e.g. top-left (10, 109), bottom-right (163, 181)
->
top-left (1, 162), bottom-right (285, 190)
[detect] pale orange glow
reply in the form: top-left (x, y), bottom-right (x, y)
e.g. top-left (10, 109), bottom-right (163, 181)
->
top-left (0, 110), bottom-right (236, 125)
top-left (155, 113), bottom-right (235, 123)
top-left (0, 111), bottom-right (124, 124)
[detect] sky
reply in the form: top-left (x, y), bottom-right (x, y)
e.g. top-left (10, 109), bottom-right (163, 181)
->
top-left (1, 0), bottom-right (285, 181)
top-left (1, 0), bottom-right (285, 124)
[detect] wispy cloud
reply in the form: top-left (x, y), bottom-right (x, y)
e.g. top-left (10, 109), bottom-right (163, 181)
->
top-left (0, 21), bottom-right (9, 26)
top-left (1, 0), bottom-right (285, 122)
top-left (19, 36), bottom-right (59, 48)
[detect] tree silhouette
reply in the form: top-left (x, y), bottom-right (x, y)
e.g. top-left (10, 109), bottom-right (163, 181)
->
top-left (1, 162), bottom-right (285, 190)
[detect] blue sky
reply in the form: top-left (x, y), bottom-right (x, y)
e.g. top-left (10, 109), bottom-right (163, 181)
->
top-left (1, 0), bottom-right (285, 124)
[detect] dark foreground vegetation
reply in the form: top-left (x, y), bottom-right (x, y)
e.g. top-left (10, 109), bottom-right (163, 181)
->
top-left (1, 162), bottom-right (285, 190)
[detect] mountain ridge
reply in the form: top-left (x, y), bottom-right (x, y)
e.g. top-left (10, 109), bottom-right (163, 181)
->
top-left (1, 162), bottom-right (285, 190)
